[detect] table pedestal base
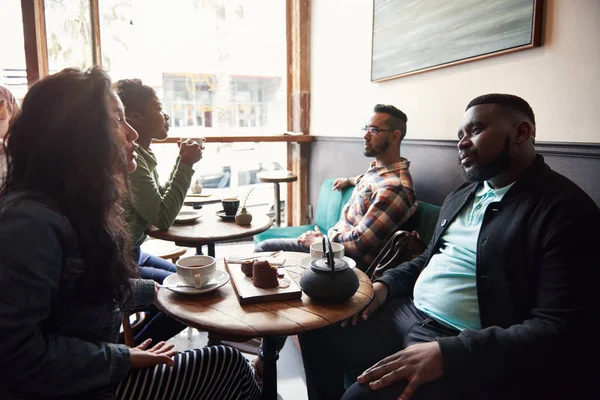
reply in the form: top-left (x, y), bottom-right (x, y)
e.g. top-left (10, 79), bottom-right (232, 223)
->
top-left (260, 336), bottom-right (280, 400)
top-left (272, 182), bottom-right (281, 227)
top-left (195, 243), bottom-right (216, 257)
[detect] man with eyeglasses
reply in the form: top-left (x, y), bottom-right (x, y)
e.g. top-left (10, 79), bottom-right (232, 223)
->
top-left (252, 104), bottom-right (418, 385)
top-left (256, 103), bottom-right (418, 270)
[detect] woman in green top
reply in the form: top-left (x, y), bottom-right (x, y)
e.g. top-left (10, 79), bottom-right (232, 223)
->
top-left (116, 79), bottom-right (203, 284)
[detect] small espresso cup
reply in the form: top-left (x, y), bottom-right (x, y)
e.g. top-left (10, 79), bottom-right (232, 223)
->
top-left (310, 241), bottom-right (345, 260)
top-left (222, 198), bottom-right (240, 216)
top-left (175, 255), bottom-right (216, 287)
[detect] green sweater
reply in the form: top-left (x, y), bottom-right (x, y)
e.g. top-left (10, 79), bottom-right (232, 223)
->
top-left (126, 146), bottom-right (195, 248)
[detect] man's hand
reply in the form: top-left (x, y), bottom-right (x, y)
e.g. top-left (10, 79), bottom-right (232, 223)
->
top-left (341, 282), bottom-right (388, 327)
top-left (129, 339), bottom-right (178, 369)
top-left (178, 139), bottom-right (203, 166)
top-left (332, 177), bottom-right (351, 191)
top-left (297, 226), bottom-right (323, 248)
top-left (357, 342), bottom-right (444, 400)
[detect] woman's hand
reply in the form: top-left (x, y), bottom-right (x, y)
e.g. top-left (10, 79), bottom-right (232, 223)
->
top-left (341, 282), bottom-right (388, 327)
top-left (178, 139), bottom-right (203, 166)
top-left (332, 177), bottom-right (351, 191)
top-left (129, 339), bottom-right (178, 369)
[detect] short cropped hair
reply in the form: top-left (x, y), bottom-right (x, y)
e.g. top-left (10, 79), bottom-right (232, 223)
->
top-left (466, 93), bottom-right (536, 127)
top-left (115, 78), bottom-right (156, 113)
top-left (374, 104), bottom-right (408, 140)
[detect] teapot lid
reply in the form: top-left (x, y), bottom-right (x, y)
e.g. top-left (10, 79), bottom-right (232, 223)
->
top-left (310, 257), bottom-right (349, 272)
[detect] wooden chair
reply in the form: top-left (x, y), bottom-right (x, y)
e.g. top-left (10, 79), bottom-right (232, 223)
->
top-left (121, 240), bottom-right (188, 346)
top-left (121, 312), bottom-right (147, 347)
top-left (140, 239), bottom-right (188, 263)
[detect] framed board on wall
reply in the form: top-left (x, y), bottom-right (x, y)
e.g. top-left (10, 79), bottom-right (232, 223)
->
top-left (371, 0), bottom-right (543, 82)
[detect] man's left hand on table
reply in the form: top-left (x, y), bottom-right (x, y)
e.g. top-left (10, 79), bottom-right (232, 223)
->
top-left (357, 341), bottom-right (444, 400)
top-left (297, 225), bottom-right (323, 247)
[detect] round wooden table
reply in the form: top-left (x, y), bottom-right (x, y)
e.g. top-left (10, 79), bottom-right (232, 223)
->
top-left (146, 210), bottom-right (273, 256)
top-left (156, 252), bottom-right (373, 400)
top-left (257, 171), bottom-right (298, 227)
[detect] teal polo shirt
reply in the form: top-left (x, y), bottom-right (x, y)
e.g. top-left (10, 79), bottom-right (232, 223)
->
top-left (413, 181), bottom-right (514, 331)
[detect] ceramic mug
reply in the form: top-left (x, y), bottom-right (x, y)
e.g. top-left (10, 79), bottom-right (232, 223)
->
top-left (222, 198), bottom-right (240, 216)
top-left (176, 255), bottom-right (216, 287)
top-left (310, 241), bottom-right (345, 260)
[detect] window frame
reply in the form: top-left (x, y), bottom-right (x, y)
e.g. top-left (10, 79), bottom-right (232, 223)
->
top-left (20, 0), bottom-right (312, 225)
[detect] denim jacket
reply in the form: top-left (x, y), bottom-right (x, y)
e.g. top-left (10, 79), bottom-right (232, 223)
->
top-left (0, 192), bottom-right (155, 398)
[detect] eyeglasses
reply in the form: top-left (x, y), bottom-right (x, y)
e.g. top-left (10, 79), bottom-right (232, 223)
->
top-left (361, 126), bottom-right (392, 135)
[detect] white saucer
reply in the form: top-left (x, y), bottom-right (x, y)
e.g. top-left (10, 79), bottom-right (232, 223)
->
top-left (163, 270), bottom-right (229, 295)
top-left (175, 210), bottom-right (201, 223)
top-left (299, 256), bottom-right (356, 270)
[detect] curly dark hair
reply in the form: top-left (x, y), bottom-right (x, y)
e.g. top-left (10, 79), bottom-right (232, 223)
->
top-left (373, 104), bottom-right (408, 140)
top-left (114, 78), bottom-right (156, 113)
top-left (1, 67), bottom-right (138, 304)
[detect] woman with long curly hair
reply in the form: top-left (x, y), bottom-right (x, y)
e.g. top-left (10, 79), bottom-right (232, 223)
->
top-left (0, 67), bottom-right (260, 400)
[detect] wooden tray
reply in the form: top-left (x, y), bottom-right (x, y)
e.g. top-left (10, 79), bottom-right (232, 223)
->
top-left (224, 259), bottom-right (303, 305)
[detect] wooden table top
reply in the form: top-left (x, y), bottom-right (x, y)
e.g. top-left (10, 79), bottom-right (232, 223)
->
top-left (257, 171), bottom-right (298, 183)
top-left (156, 252), bottom-right (374, 340)
top-left (146, 211), bottom-right (273, 247)
top-left (183, 195), bottom-right (222, 207)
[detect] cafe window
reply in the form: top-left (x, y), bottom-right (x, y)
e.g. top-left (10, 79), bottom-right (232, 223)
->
top-left (13, 0), bottom-right (307, 226)
top-left (99, 0), bottom-right (289, 222)
top-left (0, 0), bottom-right (28, 101)
top-left (99, 0), bottom-right (287, 137)
top-left (162, 74), bottom-right (282, 132)
top-left (152, 141), bottom-right (289, 222)
top-left (44, 0), bottom-right (94, 73)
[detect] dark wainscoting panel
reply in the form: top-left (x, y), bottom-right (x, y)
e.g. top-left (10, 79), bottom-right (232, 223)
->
top-left (308, 138), bottom-right (600, 219)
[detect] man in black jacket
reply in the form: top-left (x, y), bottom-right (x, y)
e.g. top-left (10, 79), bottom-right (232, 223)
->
top-left (299, 94), bottom-right (600, 400)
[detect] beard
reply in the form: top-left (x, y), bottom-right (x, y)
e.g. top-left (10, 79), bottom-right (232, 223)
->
top-left (364, 140), bottom-right (390, 157)
top-left (459, 138), bottom-right (511, 182)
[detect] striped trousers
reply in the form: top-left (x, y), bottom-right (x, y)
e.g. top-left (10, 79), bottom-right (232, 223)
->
top-left (115, 346), bottom-right (261, 400)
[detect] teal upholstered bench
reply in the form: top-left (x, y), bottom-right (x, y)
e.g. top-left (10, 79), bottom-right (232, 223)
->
top-left (254, 177), bottom-right (441, 249)
top-left (401, 201), bottom-right (441, 247)
top-left (254, 178), bottom-right (355, 244)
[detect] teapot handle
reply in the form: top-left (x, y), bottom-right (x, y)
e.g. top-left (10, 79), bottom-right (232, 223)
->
top-left (324, 236), bottom-right (335, 279)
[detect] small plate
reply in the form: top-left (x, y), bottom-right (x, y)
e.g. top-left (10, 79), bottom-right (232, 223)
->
top-left (162, 270), bottom-right (230, 295)
top-left (174, 210), bottom-right (201, 224)
top-left (299, 256), bottom-right (356, 270)
top-left (216, 210), bottom-right (236, 221)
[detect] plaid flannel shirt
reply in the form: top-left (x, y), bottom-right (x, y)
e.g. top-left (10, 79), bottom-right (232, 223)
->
top-left (328, 158), bottom-right (417, 267)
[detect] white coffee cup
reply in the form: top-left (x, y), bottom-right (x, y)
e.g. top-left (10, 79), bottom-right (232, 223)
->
top-left (310, 241), bottom-right (345, 260)
top-left (175, 255), bottom-right (216, 287)
top-left (180, 137), bottom-right (205, 148)
top-left (195, 137), bottom-right (206, 147)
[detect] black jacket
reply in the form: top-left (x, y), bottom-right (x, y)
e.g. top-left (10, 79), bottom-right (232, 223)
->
top-left (378, 155), bottom-right (600, 397)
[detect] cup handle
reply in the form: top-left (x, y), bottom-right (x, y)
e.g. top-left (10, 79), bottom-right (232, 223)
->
top-left (193, 272), bottom-right (204, 288)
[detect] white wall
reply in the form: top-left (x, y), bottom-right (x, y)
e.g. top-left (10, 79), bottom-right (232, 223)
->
top-left (311, 0), bottom-right (600, 143)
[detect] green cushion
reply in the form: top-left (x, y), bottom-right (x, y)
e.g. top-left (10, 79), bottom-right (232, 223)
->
top-left (314, 178), bottom-right (355, 231)
top-left (254, 178), bottom-right (354, 244)
top-left (402, 202), bottom-right (441, 247)
top-left (253, 225), bottom-right (313, 242)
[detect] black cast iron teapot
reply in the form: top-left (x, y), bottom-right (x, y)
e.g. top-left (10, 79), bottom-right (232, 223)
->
top-left (299, 236), bottom-right (359, 303)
